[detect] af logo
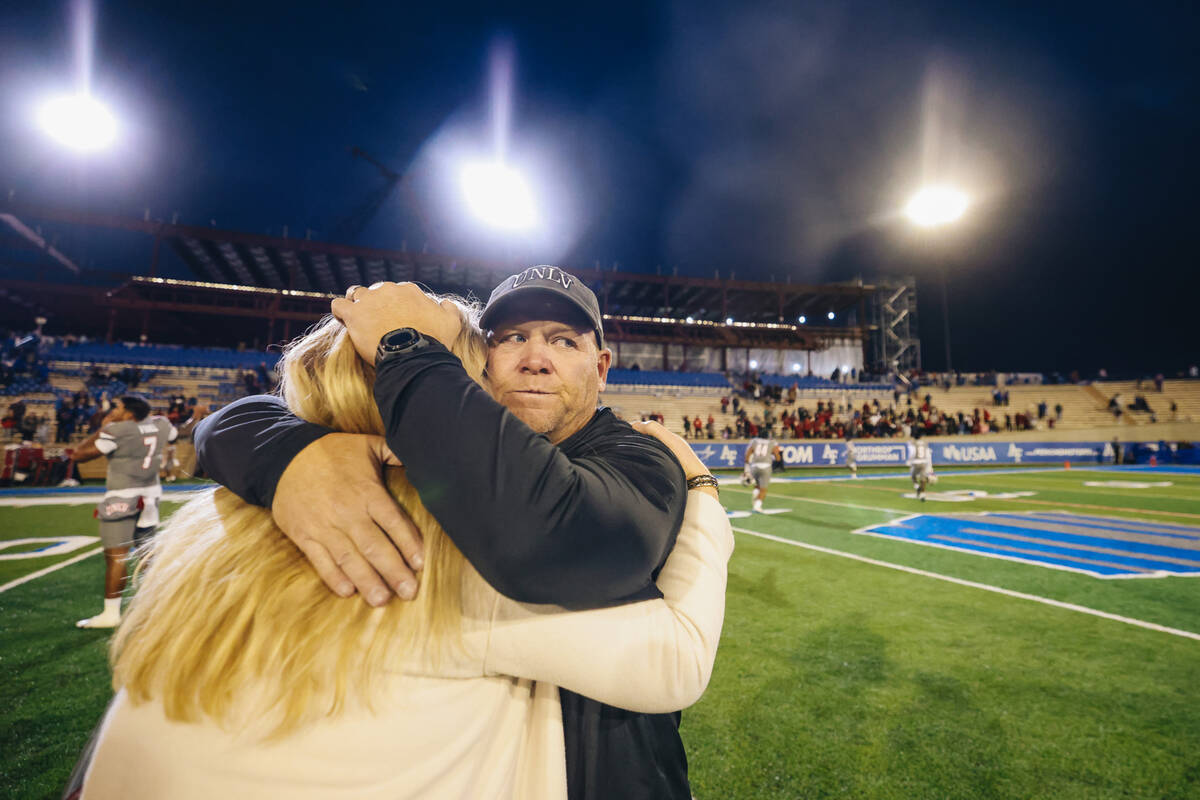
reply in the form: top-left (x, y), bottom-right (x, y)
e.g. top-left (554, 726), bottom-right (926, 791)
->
top-left (1007, 443), bottom-right (1023, 463)
top-left (821, 444), bottom-right (839, 465)
top-left (719, 446), bottom-right (739, 466)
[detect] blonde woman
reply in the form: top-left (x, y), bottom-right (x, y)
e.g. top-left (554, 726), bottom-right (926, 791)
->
top-left (81, 302), bottom-right (732, 800)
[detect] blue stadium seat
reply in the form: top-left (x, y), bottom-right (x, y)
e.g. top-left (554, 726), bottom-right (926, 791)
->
top-left (605, 369), bottom-right (730, 388)
top-left (45, 343), bottom-right (281, 371)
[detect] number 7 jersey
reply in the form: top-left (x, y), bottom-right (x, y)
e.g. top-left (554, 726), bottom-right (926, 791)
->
top-left (94, 416), bottom-right (178, 490)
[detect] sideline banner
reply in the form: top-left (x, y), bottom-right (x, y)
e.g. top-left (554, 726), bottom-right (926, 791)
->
top-left (687, 440), bottom-right (1196, 468)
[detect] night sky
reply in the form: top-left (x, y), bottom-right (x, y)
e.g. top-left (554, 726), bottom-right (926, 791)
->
top-left (2, 0), bottom-right (1197, 374)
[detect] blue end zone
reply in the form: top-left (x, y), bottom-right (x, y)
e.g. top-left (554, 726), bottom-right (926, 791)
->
top-left (857, 512), bottom-right (1200, 578)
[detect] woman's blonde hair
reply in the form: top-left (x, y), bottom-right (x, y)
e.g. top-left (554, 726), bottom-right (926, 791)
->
top-left (110, 298), bottom-right (488, 738)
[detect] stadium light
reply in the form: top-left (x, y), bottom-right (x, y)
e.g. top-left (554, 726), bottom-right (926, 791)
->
top-left (725, 316), bottom-right (734, 325)
top-left (460, 161), bottom-right (537, 230)
top-left (685, 316), bottom-right (694, 324)
top-left (905, 184), bottom-right (968, 372)
top-left (905, 185), bottom-right (968, 228)
top-left (791, 362), bottom-right (801, 372)
top-left (749, 359), bottom-right (759, 369)
top-left (827, 311), bottom-right (835, 320)
top-left (797, 315), bottom-right (806, 324)
top-left (37, 93), bottom-right (116, 151)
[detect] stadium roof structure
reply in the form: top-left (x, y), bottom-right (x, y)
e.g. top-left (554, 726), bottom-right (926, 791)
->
top-left (0, 203), bottom-right (874, 353)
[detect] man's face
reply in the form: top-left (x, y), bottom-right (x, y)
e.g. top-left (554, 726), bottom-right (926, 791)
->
top-left (110, 400), bottom-right (135, 422)
top-left (485, 304), bottom-right (611, 444)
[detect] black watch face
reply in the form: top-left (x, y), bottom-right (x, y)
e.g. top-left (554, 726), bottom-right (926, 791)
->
top-left (381, 328), bottom-right (420, 351)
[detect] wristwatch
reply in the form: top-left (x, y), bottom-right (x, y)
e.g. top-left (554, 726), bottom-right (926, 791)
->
top-left (376, 327), bottom-right (431, 366)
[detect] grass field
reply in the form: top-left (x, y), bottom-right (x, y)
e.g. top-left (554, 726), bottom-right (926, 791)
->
top-left (2, 466), bottom-right (1199, 799)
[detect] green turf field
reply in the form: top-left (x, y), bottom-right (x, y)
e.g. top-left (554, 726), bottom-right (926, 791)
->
top-left (2, 467), bottom-right (1198, 799)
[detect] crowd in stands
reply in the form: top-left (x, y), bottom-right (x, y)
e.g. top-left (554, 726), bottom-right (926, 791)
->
top-left (1, 328), bottom-right (51, 391)
top-left (0, 328), bottom-right (285, 450)
top-left (673, 388), bottom-right (1068, 442)
top-left (240, 361), bottom-right (278, 397)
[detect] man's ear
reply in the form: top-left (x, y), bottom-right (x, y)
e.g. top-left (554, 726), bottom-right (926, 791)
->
top-left (596, 348), bottom-right (613, 392)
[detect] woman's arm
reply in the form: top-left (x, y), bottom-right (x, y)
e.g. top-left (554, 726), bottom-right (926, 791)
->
top-left (480, 490), bottom-right (733, 713)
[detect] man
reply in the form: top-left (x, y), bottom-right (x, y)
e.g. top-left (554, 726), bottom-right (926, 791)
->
top-left (845, 438), bottom-right (858, 478)
top-left (195, 267), bottom-right (718, 799)
top-left (71, 396), bottom-right (176, 628)
top-left (907, 432), bottom-right (934, 501)
top-left (743, 433), bottom-right (780, 512)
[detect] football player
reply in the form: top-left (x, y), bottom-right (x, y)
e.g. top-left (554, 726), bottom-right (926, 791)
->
top-left (744, 434), bottom-right (781, 512)
top-left (71, 396), bottom-right (177, 628)
top-left (907, 432), bottom-right (934, 501)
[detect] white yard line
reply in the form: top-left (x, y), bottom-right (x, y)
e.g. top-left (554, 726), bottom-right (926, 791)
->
top-left (0, 490), bottom-right (208, 508)
top-left (731, 526), bottom-right (1200, 642)
top-left (0, 546), bottom-right (102, 594)
top-left (721, 485), bottom-right (908, 515)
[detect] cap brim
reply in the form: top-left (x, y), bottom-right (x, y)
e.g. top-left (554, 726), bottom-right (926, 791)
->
top-left (480, 287), bottom-right (601, 340)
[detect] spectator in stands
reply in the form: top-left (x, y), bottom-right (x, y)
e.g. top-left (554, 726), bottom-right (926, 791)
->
top-left (1037, 400), bottom-right (1047, 420)
top-left (56, 401), bottom-right (75, 443)
top-left (8, 397), bottom-right (26, 431)
top-left (1155, 374), bottom-right (1165, 392)
top-left (1054, 402), bottom-right (1063, 423)
top-left (693, 417), bottom-right (702, 439)
top-left (720, 396), bottom-right (729, 414)
top-left (18, 412), bottom-right (38, 442)
top-left (681, 415), bottom-right (691, 438)
top-left (706, 415), bottom-right (715, 439)
top-left (732, 396), bottom-right (740, 414)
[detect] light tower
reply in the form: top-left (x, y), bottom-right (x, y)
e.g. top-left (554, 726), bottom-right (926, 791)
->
top-left (905, 186), bottom-right (968, 372)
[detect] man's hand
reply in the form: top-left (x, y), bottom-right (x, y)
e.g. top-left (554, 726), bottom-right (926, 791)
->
top-left (272, 432), bottom-right (423, 606)
top-left (632, 420), bottom-right (719, 501)
top-left (330, 282), bottom-right (464, 363)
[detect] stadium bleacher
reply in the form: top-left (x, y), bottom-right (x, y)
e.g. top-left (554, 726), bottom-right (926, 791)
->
top-left (5, 336), bottom-right (1199, 446)
top-left (605, 368), bottom-right (730, 389)
top-left (44, 342), bottom-right (280, 370)
top-left (758, 373), bottom-right (892, 392)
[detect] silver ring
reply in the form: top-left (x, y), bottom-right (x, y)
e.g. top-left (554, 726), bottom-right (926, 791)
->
top-left (345, 285), bottom-right (364, 300)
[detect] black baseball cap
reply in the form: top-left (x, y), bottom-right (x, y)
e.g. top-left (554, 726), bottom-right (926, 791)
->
top-left (480, 265), bottom-right (604, 345)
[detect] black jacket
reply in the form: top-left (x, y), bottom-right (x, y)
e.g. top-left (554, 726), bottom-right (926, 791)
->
top-left (195, 339), bottom-right (692, 800)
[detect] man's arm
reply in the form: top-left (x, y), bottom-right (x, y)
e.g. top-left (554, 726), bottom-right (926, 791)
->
top-left (194, 356), bottom-right (687, 608)
top-left (71, 429), bottom-right (106, 462)
top-left (72, 413), bottom-right (121, 463)
top-left (371, 342), bottom-right (685, 607)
